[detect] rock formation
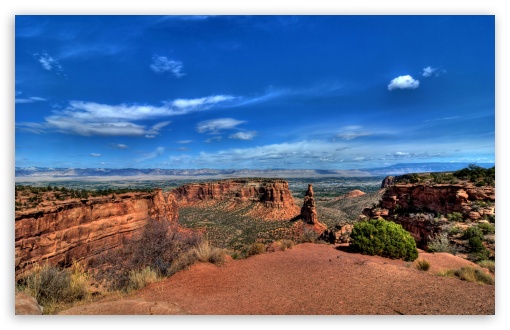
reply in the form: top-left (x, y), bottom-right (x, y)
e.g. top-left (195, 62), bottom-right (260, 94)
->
top-left (15, 189), bottom-right (178, 278)
top-left (15, 292), bottom-right (43, 315)
top-left (300, 184), bottom-right (318, 225)
top-left (364, 175), bottom-right (496, 245)
top-left (345, 189), bottom-right (366, 198)
top-left (171, 179), bottom-right (301, 220)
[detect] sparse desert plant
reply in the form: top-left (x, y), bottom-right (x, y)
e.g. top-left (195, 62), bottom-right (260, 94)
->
top-left (437, 266), bottom-right (494, 285)
top-left (299, 227), bottom-right (318, 243)
top-left (427, 232), bottom-right (458, 255)
top-left (462, 226), bottom-right (484, 240)
top-left (477, 260), bottom-right (495, 274)
top-left (278, 239), bottom-right (295, 251)
top-left (415, 258), bottom-right (430, 271)
top-left (191, 240), bottom-right (226, 265)
top-left (245, 242), bottom-right (266, 256)
top-left (349, 218), bottom-right (418, 261)
top-left (16, 261), bottom-right (91, 314)
top-left (126, 266), bottom-right (160, 292)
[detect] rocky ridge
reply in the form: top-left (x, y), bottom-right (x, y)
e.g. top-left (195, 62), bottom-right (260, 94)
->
top-left (15, 189), bottom-right (178, 278)
top-left (363, 175), bottom-right (495, 248)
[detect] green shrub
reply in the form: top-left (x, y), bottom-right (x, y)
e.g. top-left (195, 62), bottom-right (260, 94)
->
top-left (415, 259), bottom-right (430, 271)
top-left (349, 219), bottom-right (418, 261)
top-left (477, 222), bottom-right (495, 235)
top-left (462, 226), bottom-right (484, 240)
top-left (446, 212), bottom-right (464, 222)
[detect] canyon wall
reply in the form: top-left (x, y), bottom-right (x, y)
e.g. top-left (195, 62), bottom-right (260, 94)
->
top-left (171, 179), bottom-right (301, 220)
top-left (15, 189), bottom-right (178, 278)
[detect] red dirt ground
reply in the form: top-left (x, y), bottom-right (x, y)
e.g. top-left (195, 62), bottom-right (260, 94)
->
top-left (60, 243), bottom-right (495, 315)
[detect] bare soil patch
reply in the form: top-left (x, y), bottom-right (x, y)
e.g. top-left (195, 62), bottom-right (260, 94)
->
top-left (60, 243), bottom-right (494, 315)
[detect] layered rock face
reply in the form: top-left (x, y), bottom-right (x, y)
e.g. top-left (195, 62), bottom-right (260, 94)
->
top-left (171, 179), bottom-right (301, 220)
top-left (364, 177), bottom-right (495, 244)
top-left (15, 189), bottom-right (178, 278)
top-left (172, 179), bottom-right (295, 208)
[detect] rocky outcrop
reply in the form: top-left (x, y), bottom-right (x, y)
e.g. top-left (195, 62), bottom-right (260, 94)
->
top-left (364, 176), bottom-right (496, 245)
top-left (345, 189), bottom-right (366, 198)
top-left (300, 184), bottom-right (318, 225)
top-left (15, 189), bottom-right (178, 278)
top-left (171, 179), bottom-right (301, 220)
top-left (172, 179), bottom-right (295, 208)
top-left (15, 292), bottom-right (43, 315)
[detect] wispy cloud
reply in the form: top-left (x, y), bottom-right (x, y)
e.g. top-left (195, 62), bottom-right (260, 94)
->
top-left (229, 131), bottom-right (257, 140)
top-left (422, 66), bottom-right (444, 77)
top-left (150, 55), bottom-right (185, 78)
top-left (15, 96), bottom-right (47, 104)
top-left (89, 153), bottom-right (101, 157)
top-left (388, 75), bottom-right (419, 91)
top-left (111, 143), bottom-right (129, 149)
top-left (16, 95), bottom-right (235, 137)
top-left (177, 140), bottom-right (193, 144)
top-left (336, 126), bottom-right (372, 140)
top-left (197, 118), bottom-right (246, 134)
top-left (205, 136), bottom-right (223, 143)
top-left (136, 147), bottom-right (165, 162)
top-left (33, 52), bottom-right (65, 76)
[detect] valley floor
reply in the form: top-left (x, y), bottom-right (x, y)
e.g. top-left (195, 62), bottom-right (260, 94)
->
top-left (60, 243), bottom-right (495, 315)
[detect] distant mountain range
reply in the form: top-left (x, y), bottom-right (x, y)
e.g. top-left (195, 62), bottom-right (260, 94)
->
top-left (15, 162), bottom-right (495, 180)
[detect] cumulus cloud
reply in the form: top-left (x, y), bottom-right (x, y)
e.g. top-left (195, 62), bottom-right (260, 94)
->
top-left (229, 131), bottom-right (257, 140)
top-left (150, 55), bottom-right (185, 78)
top-left (388, 75), bottom-right (419, 91)
top-left (422, 66), bottom-right (438, 77)
top-left (89, 153), bottom-right (101, 157)
top-left (197, 118), bottom-right (246, 134)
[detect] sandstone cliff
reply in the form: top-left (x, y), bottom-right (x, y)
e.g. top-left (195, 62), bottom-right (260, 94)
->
top-left (15, 189), bottom-right (178, 278)
top-left (171, 179), bottom-right (300, 220)
top-left (364, 176), bottom-right (495, 245)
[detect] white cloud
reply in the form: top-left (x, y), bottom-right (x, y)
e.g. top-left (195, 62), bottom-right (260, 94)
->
top-left (15, 96), bottom-right (47, 104)
top-left (197, 118), bottom-right (246, 134)
top-left (388, 75), bottom-right (420, 91)
top-left (229, 131), bottom-right (257, 140)
top-left (112, 143), bottom-right (128, 149)
top-left (205, 136), bottom-right (223, 143)
top-left (145, 134), bottom-right (156, 138)
top-left (17, 95), bottom-right (235, 137)
top-left (150, 55), bottom-right (185, 78)
top-left (136, 147), bottom-right (165, 162)
top-left (422, 66), bottom-right (438, 77)
top-left (169, 95), bottom-right (237, 112)
top-left (33, 52), bottom-right (64, 74)
top-left (177, 140), bottom-right (193, 144)
top-left (336, 126), bottom-right (372, 140)
top-left (89, 153), bottom-right (101, 157)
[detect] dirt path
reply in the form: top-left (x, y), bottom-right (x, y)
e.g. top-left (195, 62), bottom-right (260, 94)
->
top-left (60, 243), bottom-right (495, 315)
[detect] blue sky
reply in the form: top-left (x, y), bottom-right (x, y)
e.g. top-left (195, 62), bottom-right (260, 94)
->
top-left (15, 15), bottom-right (495, 170)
